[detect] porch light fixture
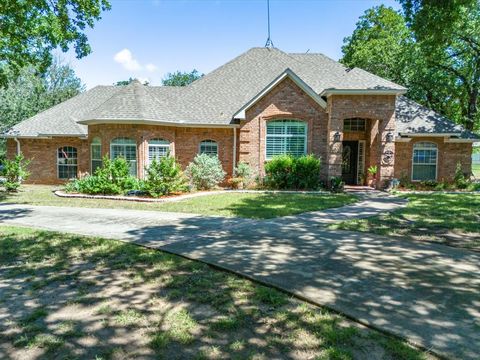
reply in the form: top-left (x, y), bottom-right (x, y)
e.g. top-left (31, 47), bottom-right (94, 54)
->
top-left (386, 132), bottom-right (394, 143)
top-left (334, 131), bottom-right (341, 142)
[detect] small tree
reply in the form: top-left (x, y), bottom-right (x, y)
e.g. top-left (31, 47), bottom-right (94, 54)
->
top-left (144, 156), bottom-right (188, 197)
top-left (186, 154), bottom-right (226, 190)
top-left (2, 154), bottom-right (30, 192)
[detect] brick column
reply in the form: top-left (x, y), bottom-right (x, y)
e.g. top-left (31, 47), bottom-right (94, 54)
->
top-left (326, 113), bottom-right (343, 180)
top-left (377, 115), bottom-right (396, 188)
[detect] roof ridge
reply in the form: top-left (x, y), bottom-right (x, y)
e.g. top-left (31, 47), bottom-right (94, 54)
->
top-left (80, 85), bottom-right (124, 121)
top-left (188, 47), bottom-right (286, 88)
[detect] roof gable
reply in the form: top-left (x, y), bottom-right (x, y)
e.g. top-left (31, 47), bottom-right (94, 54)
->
top-left (232, 68), bottom-right (327, 120)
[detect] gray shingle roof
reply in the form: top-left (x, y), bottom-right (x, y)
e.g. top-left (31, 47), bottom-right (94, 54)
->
top-left (396, 96), bottom-right (478, 139)
top-left (5, 47), bottom-right (476, 139)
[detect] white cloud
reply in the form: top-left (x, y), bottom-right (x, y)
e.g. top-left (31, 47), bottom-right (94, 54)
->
top-left (145, 63), bottom-right (158, 72)
top-left (114, 48), bottom-right (142, 71)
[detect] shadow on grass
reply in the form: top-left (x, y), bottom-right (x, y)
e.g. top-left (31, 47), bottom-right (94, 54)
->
top-left (0, 226), bottom-right (420, 360)
top-left (223, 193), bottom-right (355, 219)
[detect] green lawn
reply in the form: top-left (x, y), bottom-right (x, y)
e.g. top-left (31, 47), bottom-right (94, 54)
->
top-left (0, 185), bottom-right (357, 219)
top-left (330, 193), bottom-right (480, 251)
top-left (0, 226), bottom-right (430, 360)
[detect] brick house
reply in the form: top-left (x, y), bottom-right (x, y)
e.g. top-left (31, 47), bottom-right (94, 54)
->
top-left (4, 47), bottom-right (478, 187)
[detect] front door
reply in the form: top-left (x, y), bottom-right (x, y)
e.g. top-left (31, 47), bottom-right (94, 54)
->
top-left (342, 141), bottom-right (358, 185)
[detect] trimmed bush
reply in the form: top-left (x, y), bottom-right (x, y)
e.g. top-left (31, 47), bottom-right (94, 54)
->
top-left (1, 154), bottom-right (30, 192)
top-left (186, 154), bottom-right (226, 190)
top-left (144, 156), bottom-right (188, 197)
top-left (65, 156), bottom-right (141, 195)
top-left (454, 162), bottom-right (469, 189)
top-left (264, 154), bottom-right (321, 190)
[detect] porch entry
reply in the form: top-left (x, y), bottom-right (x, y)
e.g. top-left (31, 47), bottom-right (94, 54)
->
top-left (341, 140), bottom-right (366, 185)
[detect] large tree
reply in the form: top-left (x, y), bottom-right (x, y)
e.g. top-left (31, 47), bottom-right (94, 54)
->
top-left (0, 0), bottom-right (111, 86)
top-left (0, 59), bottom-right (84, 135)
top-left (341, 3), bottom-right (480, 132)
top-left (162, 70), bottom-right (203, 86)
top-left (398, 0), bottom-right (480, 131)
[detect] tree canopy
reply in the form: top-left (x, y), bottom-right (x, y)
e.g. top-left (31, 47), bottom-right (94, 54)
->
top-left (0, 0), bottom-right (111, 86)
top-left (0, 59), bottom-right (85, 135)
top-left (162, 70), bottom-right (203, 86)
top-left (341, 2), bottom-right (480, 132)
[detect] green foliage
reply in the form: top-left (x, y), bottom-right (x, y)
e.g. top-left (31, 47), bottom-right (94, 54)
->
top-left (65, 156), bottom-right (141, 195)
top-left (114, 78), bottom-right (148, 86)
top-left (342, 6), bottom-right (414, 86)
top-left (0, 59), bottom-right (84, 135)
top-left (341, 3), bottom-right (480, 132)
top-left (144, 156), bottom-right (188, 197)
top-left (264, 154), bottom-right (321, 190)
top-left (367, 165), bottom-right (378, 177)
top-left (0, 0), bottom-right (111, 86)
top-left (454, 162), bottom-right (469, 189)
top-left (1, 154), bottom-right (30, 192)
top-left (234, 161), bottom-right (254, 188)
top-left (185, 154), bottom-right (226, 190)
top-left (162, 70), bottom-right (203, 86)
top-left (329, 176), bottom-right (345, 193)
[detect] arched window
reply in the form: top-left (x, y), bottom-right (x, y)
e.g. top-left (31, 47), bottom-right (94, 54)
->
top-left (266, 120), bottom-right (307, 159)
top-left (199, 140), bottom-right (218, 156)
top-left (148, 139), bottom-right (170, 164)
top-left (110, 138), bottom-right (137, 176)
top-left (57, 146), bottom-right (78, 179)
top-left (412, 142), bottom-right (437, 181)
top-left (91, 137), bottom-right (102, 173)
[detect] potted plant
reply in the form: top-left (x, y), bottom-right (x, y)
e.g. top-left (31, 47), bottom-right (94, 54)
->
top-left (367, 165), bottom-right (378, 188)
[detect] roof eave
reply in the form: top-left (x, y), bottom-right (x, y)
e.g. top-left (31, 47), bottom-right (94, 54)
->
top-left (77, 118), bottom-right (239, 128)
top-left (232, 68), bottom-right (327, 120)
top-left (322, 89), bottom-right (407, 96)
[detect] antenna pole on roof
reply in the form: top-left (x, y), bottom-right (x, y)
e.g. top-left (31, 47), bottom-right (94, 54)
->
top-left (265, 0), bottom-right (274, 48)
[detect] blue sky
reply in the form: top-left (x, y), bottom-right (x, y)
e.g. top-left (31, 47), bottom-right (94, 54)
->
top-left (64, 0), bottom-right (399, 88)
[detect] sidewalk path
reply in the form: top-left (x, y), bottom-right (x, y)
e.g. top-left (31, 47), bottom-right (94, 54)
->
top-left (1, 192), bottom-right (478, 359)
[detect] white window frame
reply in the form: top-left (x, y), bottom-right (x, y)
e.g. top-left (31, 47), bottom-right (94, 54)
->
top-left (199, 140), bottom-right (218, 156)
top-left (90, 137), bottom-right (102, 174)
top-left (57, 146), bottom-right (78, 180)
top-left (411, 141), bottom-right (438, 181)
top-left (265, 120), bottom-right (307, 160)
top-left (357, 140), bottom-right (366, 184)
top-left (148, 139), bottom-right (170, 165)
top-left (110, 137), bottom-right (137, 176)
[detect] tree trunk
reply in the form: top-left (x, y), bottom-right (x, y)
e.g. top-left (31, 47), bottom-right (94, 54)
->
top-left (465, 88), bottom-right (478, 131)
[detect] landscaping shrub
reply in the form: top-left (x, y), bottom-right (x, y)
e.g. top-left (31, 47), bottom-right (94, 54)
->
top-left (1, 154), bottom-right (30, 192)
top-left (264, 154), bottom-right (321, 190)
top-left (65, 156), bottom-right (141, 195)
top-left (234, 161), bottom-right (254, 188)
top-left (329, 176), bottom-right (345, 193)
top-left (185, 154), bottom-right (226, 190)
top-left (454, 162), bottom-right (469, 189)
top-left (144, 156), bottom-right (188, 197)
top-left (293, 154), bottom-right (321, 189)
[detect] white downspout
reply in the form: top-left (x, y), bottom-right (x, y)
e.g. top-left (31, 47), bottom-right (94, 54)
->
top-left (232, 127), bottom-right (237, 175)
top-left (13, 137), bottom-right (21, 155)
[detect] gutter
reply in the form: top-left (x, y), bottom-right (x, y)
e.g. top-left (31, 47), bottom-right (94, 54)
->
top-left (13, 137), bottom-right (21, 155)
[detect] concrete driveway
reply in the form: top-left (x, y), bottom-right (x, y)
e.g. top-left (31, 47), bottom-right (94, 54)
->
top-left (1, 198), bottom-right (479, 359)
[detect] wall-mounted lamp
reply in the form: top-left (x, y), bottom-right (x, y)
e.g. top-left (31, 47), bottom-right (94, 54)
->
top-left (333, 131), bottom-right (341, 142)
top-left (386, 132), bottom-right (394, 143)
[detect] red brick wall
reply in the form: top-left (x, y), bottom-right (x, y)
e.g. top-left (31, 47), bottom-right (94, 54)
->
top-left (395, 137), bottom-right (473, 182)
top-left (7, 137), bottom-right (89, 184)
top-left (240, 77), bottom-right (329, 177)
top-left (89, 124), bottom-right (235, 178)
top-left (327, 95), bottom-right (397, 185)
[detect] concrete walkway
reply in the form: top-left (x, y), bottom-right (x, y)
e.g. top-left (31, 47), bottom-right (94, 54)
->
top-left (1, 192), bottom-right (479, 359)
